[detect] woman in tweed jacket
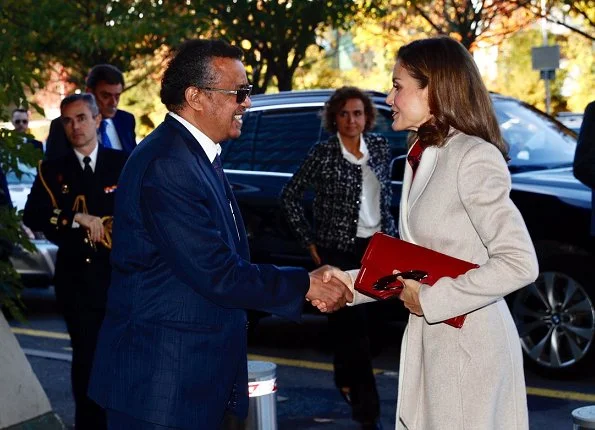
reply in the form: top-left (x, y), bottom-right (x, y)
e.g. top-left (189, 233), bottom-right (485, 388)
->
top-left (281, 86), bottom-right (396, 430)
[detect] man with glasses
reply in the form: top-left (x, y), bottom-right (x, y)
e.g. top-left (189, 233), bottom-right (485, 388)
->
top-left (45, 64), bottom-right (136, 160)
top-left (11, 108), bottom-right (42, 151)
top-left (88, 38), bottom-right (352, 430)
top-left (23, 93), bottom-right (127, 430)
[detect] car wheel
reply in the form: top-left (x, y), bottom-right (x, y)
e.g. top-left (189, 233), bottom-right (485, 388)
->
top-left (510, 255), bottom-right (595, 378)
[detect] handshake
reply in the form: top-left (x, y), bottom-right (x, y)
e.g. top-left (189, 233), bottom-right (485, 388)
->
top-left (306, 265), bottom-right (354, 313)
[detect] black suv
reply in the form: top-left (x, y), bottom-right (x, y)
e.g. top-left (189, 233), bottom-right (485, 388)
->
top-left (221, 89), bottom-right (595, 378)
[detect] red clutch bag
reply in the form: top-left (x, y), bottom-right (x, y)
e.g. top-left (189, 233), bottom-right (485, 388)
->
top-left (354, 232), bottom-right (479, 328)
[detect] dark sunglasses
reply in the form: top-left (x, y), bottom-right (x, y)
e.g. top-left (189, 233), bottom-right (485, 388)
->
top-left (14, 119), bottom-right (29, 125)
top-left (199, 84), bottom-right (253, 104)
top-left (373, 270), bottom-right (428, 291)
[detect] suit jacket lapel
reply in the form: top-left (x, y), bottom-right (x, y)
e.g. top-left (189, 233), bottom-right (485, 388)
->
top-left (166, 117), bottom-right (245, 251)
top-left (112, 111), bottom-right (126, 149)
top-left (221, 174), bottom-right (250, 258)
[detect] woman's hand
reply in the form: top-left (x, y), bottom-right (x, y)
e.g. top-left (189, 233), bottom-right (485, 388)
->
top-left (322, 266), bottom-right (353, 291)
top-left (394, 270), bottom-right (424, 316)
top-left (308, 244), bottom-right (322, 266)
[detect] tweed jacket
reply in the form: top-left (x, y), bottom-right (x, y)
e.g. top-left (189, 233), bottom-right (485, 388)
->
top-left (281, 133), bottom-right (397, 253)
top-left (348, 130), bottom-right (538, 429)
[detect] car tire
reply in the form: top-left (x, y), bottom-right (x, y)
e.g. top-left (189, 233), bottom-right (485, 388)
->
top-left (510, 254), bottom-right (595, 378)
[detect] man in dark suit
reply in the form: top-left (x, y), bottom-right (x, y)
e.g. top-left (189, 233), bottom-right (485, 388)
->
top-left (24, 93), bottom-right (128, 430)
top-left (11, 108), bottom-right (43, 151)
top-left (45, 64), bottom-right (136, 160)
top-left (88, 39), bottom-right (351, 430)
top-left (573, 100), bottom-right (595, 235)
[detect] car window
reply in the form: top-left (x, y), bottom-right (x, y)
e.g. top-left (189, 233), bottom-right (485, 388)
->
top-left (5, 162), bottom-right (37, 185)
top-left (493, 98), bottom-right (576, 171)
top-left (220, 111), bottom-right (258, 170)
top-left (252, 108), bottom-right (324, 173)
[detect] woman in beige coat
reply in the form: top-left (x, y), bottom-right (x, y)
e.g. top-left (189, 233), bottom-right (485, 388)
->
top-left (321, 36), bottom-right (539, 429)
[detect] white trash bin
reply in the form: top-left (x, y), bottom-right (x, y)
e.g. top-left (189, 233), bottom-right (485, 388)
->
top-left (245, 361), bottom-right (277, 430)
top-left (572, 405), bottom-right (595, 429)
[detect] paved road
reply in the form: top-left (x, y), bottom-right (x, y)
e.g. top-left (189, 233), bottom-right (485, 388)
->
top-left (9, 288), bottom-right (595, 429)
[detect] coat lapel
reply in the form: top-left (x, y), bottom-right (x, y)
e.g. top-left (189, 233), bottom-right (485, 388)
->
top-left (399, 146), bottom-right (438, 243)
top-left (166, 117), bottom-right (244, 251)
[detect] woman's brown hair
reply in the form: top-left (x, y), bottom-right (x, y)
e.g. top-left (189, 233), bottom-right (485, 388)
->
top-left (397, 37), bottom-right (508, 159)
top-left (323, 86), bottom-right (377, 134)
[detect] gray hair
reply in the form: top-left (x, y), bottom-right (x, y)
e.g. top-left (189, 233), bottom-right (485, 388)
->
top-left (60, 93), bottom-right (100, 117)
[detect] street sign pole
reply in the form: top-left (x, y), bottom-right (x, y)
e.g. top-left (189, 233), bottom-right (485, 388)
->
top-left (532, 47), bottom-right (560, 115)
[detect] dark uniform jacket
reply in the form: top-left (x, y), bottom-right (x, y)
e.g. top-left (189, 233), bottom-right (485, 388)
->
top-left (23, 147), bottom-right (127, 309)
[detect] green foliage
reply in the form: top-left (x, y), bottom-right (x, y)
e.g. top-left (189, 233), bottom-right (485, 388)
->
top-left (207, 0), bottom-right (383, 93)
top-left (120, 71), bottom-right (168, 139)
top-left (0, 5), bottom-right (46, 319)
top-left (489, 29), bottom-right (582, 114)
top-left (0, 131), bottom-right (42, 321)
top-left (563, 31), bottom-right (595, 112)
top-left (1, 0), bottom-right (208, 88)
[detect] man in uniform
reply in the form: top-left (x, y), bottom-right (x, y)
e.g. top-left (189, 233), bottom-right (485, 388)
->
top-left (24, 93), bottom-right (128, 430)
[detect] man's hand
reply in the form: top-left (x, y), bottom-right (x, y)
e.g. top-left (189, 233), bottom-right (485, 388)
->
top-left (74, 213), bottom-right (105, 242)
top-left (306, 265), bottom-right (353, 313)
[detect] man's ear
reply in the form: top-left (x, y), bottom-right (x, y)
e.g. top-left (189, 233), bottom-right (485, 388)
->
top-left (95, 113), bottom-right (103, 130)
top-left (185, 86), bottom-right (203, 112)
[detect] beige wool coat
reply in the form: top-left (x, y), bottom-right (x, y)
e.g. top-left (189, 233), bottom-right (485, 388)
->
top-left (348, 130), bottom-right (539, 430)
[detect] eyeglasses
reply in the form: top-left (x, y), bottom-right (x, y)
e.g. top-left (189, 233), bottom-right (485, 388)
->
top-left (14, 119), bottom-right (28, 125)
top-left (373, 270), bottom-right (428, 291)
top-left (199, 85), bottom-right (253, 104)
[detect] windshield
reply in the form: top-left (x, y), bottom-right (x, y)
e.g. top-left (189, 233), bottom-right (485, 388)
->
top-left (6, 162), bottom-right (37, 185)
top-left (493, 98), bottom-right (577, 172)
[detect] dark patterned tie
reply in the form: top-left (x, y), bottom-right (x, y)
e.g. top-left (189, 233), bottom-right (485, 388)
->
top-left (212, 154), bottom-right (225, 183)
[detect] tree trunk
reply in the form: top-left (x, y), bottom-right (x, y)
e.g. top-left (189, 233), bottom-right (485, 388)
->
top-left (276, 72), bottom-right (293, 92)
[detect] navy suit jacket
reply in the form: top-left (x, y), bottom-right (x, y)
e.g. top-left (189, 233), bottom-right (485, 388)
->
top-left (573, 101), bottom-right (595, 235)
top-left (89, 114), bottom-right (309, 429)
top-left (45, 109), bottom-right (136, 159)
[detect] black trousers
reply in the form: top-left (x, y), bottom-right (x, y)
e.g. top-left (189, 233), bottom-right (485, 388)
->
top-left (62, 303), bottom-right (107, 430)
top-left (319, 237), bottom-right (380, 424)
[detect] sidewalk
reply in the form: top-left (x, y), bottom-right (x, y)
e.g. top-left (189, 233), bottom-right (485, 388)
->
top-left (25, 353), bottom-right (398, 429)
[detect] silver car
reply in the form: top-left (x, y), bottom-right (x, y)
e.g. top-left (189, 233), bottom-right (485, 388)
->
top-left (7, 163), bottom-right (57, 287)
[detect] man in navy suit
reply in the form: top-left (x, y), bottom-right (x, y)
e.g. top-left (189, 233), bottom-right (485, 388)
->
top-left (88, 39), bottom-right (351, 429)
top-left (45, 64), bottom-right (136, 159)
top-left (574, 100), bottom-right (595, 235)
